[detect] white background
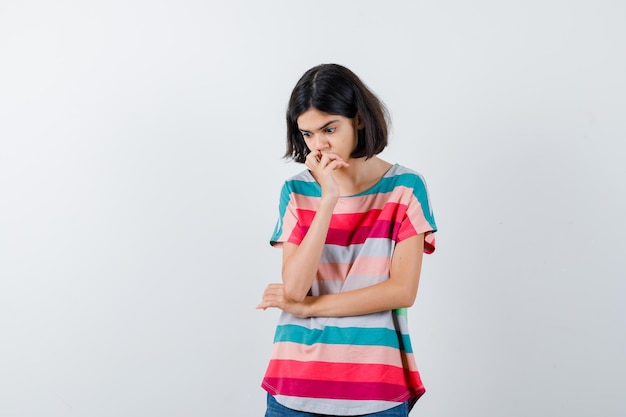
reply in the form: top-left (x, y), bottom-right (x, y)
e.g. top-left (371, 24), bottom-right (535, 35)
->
top-left (1, 1), bottom-right (625, 416)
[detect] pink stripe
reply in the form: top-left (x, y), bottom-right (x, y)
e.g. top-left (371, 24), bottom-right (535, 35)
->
top-left (273, 200), bottom-right (300, 244)
top-left (316, 257), bottom-right (390, 280)
top-left (271, 342), bottom-right (418, 370)
top-left (317, 262), bottom-right (351, 280)
top-left (334, 188), bottom-right (414, 215)
top-left (397, 198), bottom-right (430, 238)
top-left (290, 194), bottom-right (321, 211)
top-left (291, 188), bottom-right (413, 215)
top-left (349, 256), bottom-right (391, 276)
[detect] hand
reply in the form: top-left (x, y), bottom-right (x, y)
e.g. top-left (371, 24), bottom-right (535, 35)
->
top-left (256, 283), bottom-right (310, 318)
top-left (304, 151), bottom-right (349, 202)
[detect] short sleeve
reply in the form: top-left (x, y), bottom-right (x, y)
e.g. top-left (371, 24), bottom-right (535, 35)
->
top-left (269, 181), bottom-right (303, 247)
top-left (396, 172), bottom-right (438, 254)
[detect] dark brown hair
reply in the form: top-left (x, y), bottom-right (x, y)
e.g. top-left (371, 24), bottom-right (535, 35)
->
top-left (285, 64), bottom-right (389, 163)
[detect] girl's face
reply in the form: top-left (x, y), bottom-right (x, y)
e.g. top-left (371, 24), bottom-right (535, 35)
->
top-left (296, 108), bottom-right (361, 162)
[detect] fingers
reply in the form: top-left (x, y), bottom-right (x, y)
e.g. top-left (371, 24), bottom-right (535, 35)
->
top-left (256, 284), bottom-right (285, 310)
top-left (325, 158), bottom-right (350, 171)
top-left (304, 151), bottom-right (320, 170)
top-left (321, 153), bottom-right (349, 169)
top-left (256, 284), bottom-right (308, 318)
top-left (305, 152), bottom-right (349, 171)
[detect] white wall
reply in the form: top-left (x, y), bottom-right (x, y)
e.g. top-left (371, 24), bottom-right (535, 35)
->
top-left (1, 1), bottom-right (624, 416)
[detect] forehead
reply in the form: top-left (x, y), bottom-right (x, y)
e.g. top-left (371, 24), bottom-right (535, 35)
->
top-left (297, 108), bottom-right (349, 130)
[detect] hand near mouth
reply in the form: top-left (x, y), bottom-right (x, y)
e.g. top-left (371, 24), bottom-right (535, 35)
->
top-left (305, 151), bottom-right (349, 203)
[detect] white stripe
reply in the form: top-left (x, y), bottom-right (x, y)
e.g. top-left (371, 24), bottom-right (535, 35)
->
top-left (274, 395), bottom-right (402, 415)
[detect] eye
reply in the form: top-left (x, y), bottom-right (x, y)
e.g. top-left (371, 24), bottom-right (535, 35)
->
top-left (301, 131), bottom-right (311, 139)
top-left (325, 127), bottom-right (336, 134)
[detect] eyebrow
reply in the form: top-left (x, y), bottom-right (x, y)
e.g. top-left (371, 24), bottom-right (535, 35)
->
top-left (299, 120), bottom-right (339, 133)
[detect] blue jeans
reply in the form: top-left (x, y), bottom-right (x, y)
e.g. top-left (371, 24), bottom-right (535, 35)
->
top-left (264, 394), bottom-right (410, 417)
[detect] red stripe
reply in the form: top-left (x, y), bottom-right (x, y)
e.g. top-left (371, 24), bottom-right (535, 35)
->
top-left (265, 360), bottom-right (416, 385)
top-left (296, 204), bottom-right (408, 229)
top-left (301, 220), bottom-right (402, 246)
top-left (296, 209), bottom-right (384, 229)
top-left (292, 203), bottom-right (411, 246)
top-left (263, 377), bottom-right (424, 401)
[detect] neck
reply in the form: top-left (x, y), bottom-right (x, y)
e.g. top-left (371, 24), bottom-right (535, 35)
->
top-left (332, 156), bottom-right (392, 196)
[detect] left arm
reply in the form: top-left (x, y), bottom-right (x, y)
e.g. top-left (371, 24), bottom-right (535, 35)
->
top-left (257, 233), bottom-right (425, 318)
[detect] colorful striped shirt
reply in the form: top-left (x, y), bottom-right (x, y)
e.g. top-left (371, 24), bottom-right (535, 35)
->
top-left (262, 164), bottom-right (437, 415)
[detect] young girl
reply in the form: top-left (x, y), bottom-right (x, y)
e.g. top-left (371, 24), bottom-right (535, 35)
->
top-left (257, 64), bottom-right (437, 417)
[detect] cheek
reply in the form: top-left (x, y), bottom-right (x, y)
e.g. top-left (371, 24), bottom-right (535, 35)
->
top-left (348, 131), bottom-right (359, 150)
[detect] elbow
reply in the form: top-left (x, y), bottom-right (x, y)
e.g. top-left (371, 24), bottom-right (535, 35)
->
top-left (397, 296), bottom-right (416, 309)
top-left (283, 283), bottom-right (308, 303)
top-left (396, 286), bottom-right (418, 309)
top-left (281, 265), bottom-right (311, 303)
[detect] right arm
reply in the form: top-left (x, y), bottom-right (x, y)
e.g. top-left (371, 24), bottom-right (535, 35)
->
top-left (281, 151), bottom-right (347, 302)
top-left (280, 200), bottom-right (333, 302)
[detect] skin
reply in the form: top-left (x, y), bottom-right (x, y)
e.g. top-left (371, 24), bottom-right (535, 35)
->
top-left (257, 108), bottom-right (426, 318)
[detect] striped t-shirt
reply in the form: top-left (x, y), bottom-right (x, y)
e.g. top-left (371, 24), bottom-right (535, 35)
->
top-left (262, 164), bottom-right (437, 415)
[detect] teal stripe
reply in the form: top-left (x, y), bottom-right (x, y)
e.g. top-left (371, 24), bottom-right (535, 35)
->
top-left (271, 178), bottom-right (320, 243)
top-left (283, 171), bottom-right (419, 197)
top-left (286, 178), bottom-right (321, 197)
top-left (406, 174), bottom-right (438, 232)
top-left (270, 184), bottom-right (291, 242)
top-left (274, 324), bottom-right (413, 353)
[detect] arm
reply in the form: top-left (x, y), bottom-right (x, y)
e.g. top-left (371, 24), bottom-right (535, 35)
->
top-left (280, 152), bottom-right (349, 302)
top-left (280, 203), bottom-right (333, 302)
top-left (258, 233), bottom-right (425, 318)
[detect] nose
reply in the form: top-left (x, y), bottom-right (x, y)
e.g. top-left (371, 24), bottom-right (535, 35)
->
top-left (312, 134), bottom-right (328, 151)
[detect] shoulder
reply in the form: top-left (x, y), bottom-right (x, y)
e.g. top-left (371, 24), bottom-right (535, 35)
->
top-left (279, 170), bottom-right (320, 201)
top-left (284, 169), bottom-right (315, 186)
top-left (383, 164), bottom-right (429, 191)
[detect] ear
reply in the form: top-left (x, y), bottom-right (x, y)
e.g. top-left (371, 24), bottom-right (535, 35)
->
top-left (355, 112), bottom-right (365, 129)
